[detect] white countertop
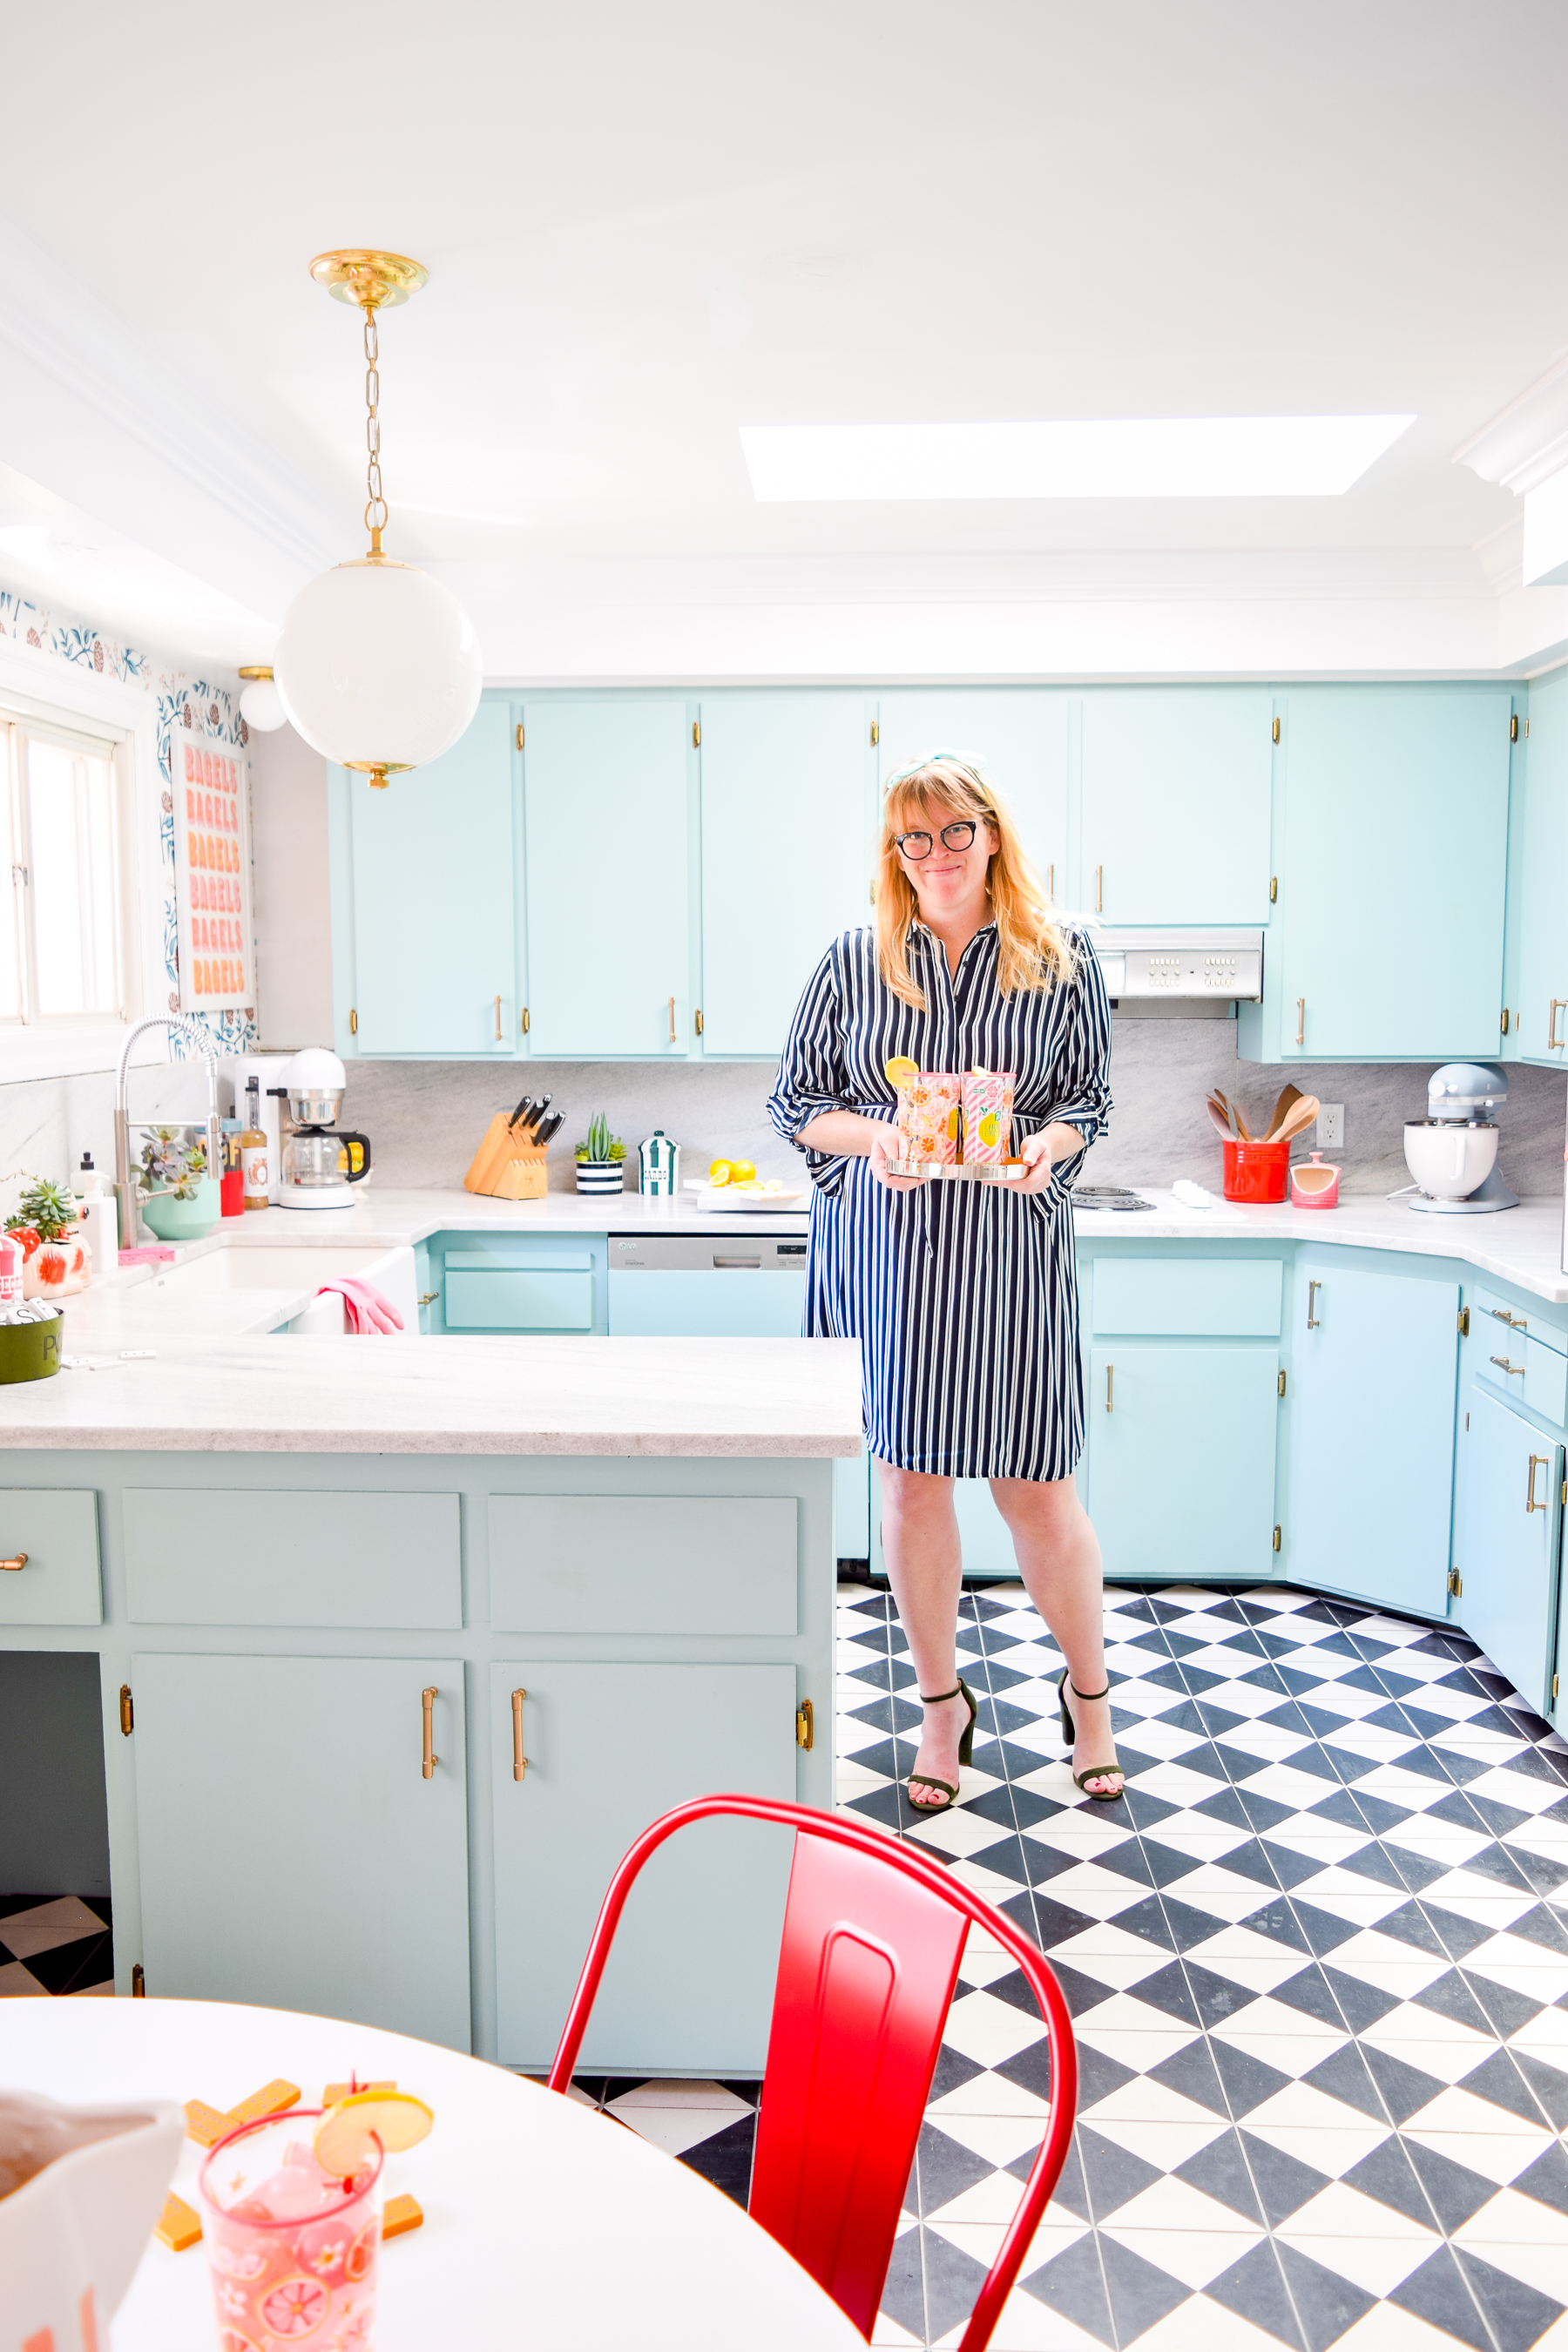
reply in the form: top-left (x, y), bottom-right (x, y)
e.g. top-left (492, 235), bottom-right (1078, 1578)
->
top-left (0, 1333), bottom-right (864, 1454)
top-left (220, 1188), bottom-right (814, 1245)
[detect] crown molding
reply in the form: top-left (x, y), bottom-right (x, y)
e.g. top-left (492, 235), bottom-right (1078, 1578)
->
top-left (1452, 349), bottom-right (1568, 497)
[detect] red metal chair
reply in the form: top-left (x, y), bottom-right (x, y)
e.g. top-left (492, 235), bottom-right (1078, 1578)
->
top-left (548, 1795), bottom-right (1078, 2352)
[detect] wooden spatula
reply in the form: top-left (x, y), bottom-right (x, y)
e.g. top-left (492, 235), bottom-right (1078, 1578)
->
top-left (1214, 1090), bottom-right (1253, 1142)
top-left (1273, 1096), bottom-right (1321, 1147)
top-left (1263, 1084), bottom-right (1303, 1142)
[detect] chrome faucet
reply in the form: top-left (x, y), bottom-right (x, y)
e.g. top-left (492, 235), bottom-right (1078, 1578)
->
top-left (114, 1017), bottom-right (222, 1254)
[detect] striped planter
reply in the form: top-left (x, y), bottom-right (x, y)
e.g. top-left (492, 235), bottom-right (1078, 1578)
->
top-left (574, 1160), bottom-right (625, 1195)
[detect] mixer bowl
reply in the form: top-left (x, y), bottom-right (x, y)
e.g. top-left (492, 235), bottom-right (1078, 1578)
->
top-left (1404, 1118), bottom-right (1498, 1200)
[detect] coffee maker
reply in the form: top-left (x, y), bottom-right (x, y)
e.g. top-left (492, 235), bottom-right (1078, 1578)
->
top-left (278, 1049), bottom-right (373, 1212)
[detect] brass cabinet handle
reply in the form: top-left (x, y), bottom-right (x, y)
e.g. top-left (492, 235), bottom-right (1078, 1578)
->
top-left (1295, 997), bottom-right (1306, 1047)
top-left (1095, 864), bottom-right (1104, 915)
top-left (1490, 1307), bottom-right (1526, 1329)
top-left (1550, 998), bottom-right (1567, 1051)
top-left (0, 1551), bottom-right (26, 1571)
top-left (667, 994), bottom-right (676, 1044)
top-left (1105, 1362), bottom-right (1114, 1412)
top-left (417, 1291), bottom-right (439, 1306)
top-left (1527, 1454), bottom-right (1550, 1513)
top-left (511, 1686), bottom-right (528, 1781)
top-left (1307, 1279), bottom-right (1321, 1329)
top-left (1490, 1355), bottom-right (1525, 1377)
top-left (494, 994), bottom-right (503, 1042)
top-left (119, 1684), bottom-right (133, 1737)
top-left (422, 1686), bottom-right (438, 1779)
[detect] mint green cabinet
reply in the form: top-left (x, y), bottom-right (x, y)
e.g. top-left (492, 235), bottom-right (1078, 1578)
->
top-left (1456, 1391), bottom-right (1561, 1718)
top-left (1086, 1344), bottom-right (1281, 1579)
top-left (1284, 1254), bottom-right (1460, 1617)
top-left (490, 1661), bottom-right (796, 2072)
top-left (522, 700), bottom-right (691, 1056)
top-left (876, 692), bottom-right (1070, 904)
top-left (1081, 688), bottom-right (1273, 924)
top-left (1514, 663), bottom-right (1568, 1065)
top-left (335, 700), bottom-right (518, 1056)
top-left (132, 1652), bottom-right (472, 2049)
top-left (1242, 686), bottom-right (1511, 1062)
top-left (698, 695), bottom-right (871, 1055)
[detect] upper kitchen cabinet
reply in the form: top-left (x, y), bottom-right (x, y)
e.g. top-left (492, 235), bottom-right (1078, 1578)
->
top-left (1240, 684), bottom-right (1512, 1062)
top-left (698, 694), bottom-right (872, 1057)
top-left (1079, 687), bottom-right (1274, 924)
top-left (522, 700), bottom-right (693, 1057)
top-left (876, 691), bottom-right (1070, 905)
top-left (331, 699), bottom-right (519, 1057)
top-left (1512, 661), bottom-right (1568, 1066)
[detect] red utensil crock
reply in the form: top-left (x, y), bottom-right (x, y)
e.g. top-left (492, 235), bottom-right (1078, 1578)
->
top-left (1221, 1136), bottom-right (1290, 1203)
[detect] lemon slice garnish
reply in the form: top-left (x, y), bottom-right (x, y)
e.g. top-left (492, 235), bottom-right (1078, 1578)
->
top-left (314, 2090), bottom-right (434, 2178)
top-left (707, 1159), bottom-right (733, 1186)
top-left (884, 1056), bottom-right (919, 1087)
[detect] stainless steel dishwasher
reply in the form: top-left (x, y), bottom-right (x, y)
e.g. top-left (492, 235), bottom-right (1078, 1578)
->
top-left (606, 1232), bottom-right (868, 1558)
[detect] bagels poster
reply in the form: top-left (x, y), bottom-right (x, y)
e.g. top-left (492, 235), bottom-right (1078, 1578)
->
top-left (172, 731), bottom-right (254, 1013)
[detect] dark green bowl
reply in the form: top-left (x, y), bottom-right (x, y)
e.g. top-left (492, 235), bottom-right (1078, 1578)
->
top-left (0, 1315), bottom-right (62, 1382)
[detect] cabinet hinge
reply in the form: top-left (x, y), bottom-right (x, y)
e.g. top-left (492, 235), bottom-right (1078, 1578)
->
top-left (694, 1008), bottom-right (704, 1036)
top-left (1272, 716), bottom-right (1281, 744)
top-left (516, 722), bottom-right (524, 751)
top-left (521, 1007), bottom-right (531, 1034)
top-left (1511, 713), bottom-right (1520, 743)
top-left (692, 720), bottom-right (701, 748)
top-left (1277, 1369), bottom-right (1286, 1398)
top-left (118, 1684), bottom-right (133, 1737)
top-left (1272, 1524), bottom-right (1281, 1553)
top-left (1458, 1307), bottom-right (1470, 1336)
top-left (795, 1698), bottom-right (814, 1750)
top-left (1448, 1566), bottom-right (1463, 1598)
top-left (1525, 716), bottom-right (1531, 736)
top-left (348, 1009), bottom-right (358, 1037)
top-left (1554, 1672), bottom-right (1560, 1700)
top-left (132, 1964), bottom-right (145, 1997)
top-left (870, 719), bottom-right (880, 746)
top-left (1269, 875), bottom-right (1278, 904)
top-left (1500, 1009), bottom-right (1511, 1036)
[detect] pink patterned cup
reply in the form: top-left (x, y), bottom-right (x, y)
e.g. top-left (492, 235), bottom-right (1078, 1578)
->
top-left (961, 1069), bottom-right (1016, 1164)
top-left (894, 1072), bottom-right (962, 1166)
top-left (199, 2111), bottom-right (382, 2352)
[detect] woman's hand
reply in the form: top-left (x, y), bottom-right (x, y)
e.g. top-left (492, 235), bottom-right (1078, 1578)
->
top-left (1014, 1121), bottom-right (1085, 1196)
top-left (797, 1108), bottom-right (925, 1193)
top-left (868, 1125), bottom-right (926, 1195)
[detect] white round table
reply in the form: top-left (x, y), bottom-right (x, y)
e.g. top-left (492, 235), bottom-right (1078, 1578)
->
top-left (1, 2000), bottom-right (863, 2350)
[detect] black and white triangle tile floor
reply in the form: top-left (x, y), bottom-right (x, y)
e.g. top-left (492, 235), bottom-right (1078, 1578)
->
top-left (569, 1579), bottom-right (1568, 2352)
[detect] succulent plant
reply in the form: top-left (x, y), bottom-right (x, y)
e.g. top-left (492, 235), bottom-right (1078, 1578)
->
top-left (6, 1174), bottom-right (78, 1240)
top-left (575, 1112), bottom-right (625, 1164)
top-left (137, 1127), bottom-right (209, 1200)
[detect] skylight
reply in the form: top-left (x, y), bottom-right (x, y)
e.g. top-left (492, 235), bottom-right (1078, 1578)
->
top-left (740, 416), bottom-right (1416, 502)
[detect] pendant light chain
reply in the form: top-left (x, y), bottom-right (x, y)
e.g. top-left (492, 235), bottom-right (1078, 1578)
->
top-left (363, 301), bottom-right (389, 555)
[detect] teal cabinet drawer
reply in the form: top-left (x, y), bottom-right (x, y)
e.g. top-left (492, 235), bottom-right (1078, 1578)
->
top-left (446, 1269), bottom-right (593, 1331)
top-left (124, 1490), bottom-right (462, 1627)
top-left (1477, 1335), bottom-right (1568, 1427)
top-left (0, 1490), bottom-right (101, 1625)
top-left (1472, 1287), bottom-right (1566, 1361)
top-left (1091, 1256), bottom-right (1283, 1336)
top-left (490, 1495), bottom-right (798, 1633)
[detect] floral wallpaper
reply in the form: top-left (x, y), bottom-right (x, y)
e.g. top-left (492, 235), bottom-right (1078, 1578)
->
top-left (0, 582), bottom-right (259, 1055)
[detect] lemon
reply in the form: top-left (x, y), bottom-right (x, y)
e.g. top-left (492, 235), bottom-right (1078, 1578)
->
top-left (728, 1159), bottom-right (756, 1183)
top-left (884, 1055), bottom-right (919, 1088)
top-left (978, 1111), bottom-right (1000, 1146)
top-left (314, 2089), bottom-right (434, 2178)
top-left (708, 1159), bottom-right (733, 1186)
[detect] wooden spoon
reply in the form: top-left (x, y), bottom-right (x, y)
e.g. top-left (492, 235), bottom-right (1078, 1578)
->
top-left (1273, 1096), bottom-right (1321, 1147)
top-left (1205, 1100), bottom-right (1234, 1139)
top-left (1214, 1090), bottom-right (1254, 1142)
top-left (1263, 1084), bottom-right (1303, 1142)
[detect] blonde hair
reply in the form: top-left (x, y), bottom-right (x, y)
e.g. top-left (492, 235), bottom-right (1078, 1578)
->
top-left (875, 753), bottom-right (1075, 1009)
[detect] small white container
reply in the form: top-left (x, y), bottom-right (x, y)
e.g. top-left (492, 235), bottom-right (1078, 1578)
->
top-left (0, 2090), bottom-right (184, 2352)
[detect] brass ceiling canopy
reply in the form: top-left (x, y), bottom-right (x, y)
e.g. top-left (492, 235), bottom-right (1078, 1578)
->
top-left (237, 666), bottom-right (274, 682)
top-left (308, 250), bottom-right (429, 310)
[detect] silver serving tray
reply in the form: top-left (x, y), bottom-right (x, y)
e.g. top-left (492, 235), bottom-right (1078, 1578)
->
top-left (884, 1160), bottom-right (1025, 1182)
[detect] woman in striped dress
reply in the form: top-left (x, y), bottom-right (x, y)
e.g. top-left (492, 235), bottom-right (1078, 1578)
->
top-left (767, 755), bottom-right (1121, 1808)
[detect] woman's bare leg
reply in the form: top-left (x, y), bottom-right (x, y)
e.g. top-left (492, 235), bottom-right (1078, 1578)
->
top-left (875, 1459), bottom-right (972, 1807)
top-left (989, 1477), bottom-right (1122, 1796)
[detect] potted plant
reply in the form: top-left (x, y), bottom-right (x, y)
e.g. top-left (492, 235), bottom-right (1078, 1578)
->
top-left (137, 1127), bottom-right (220, 1241)
top-left (5, 1174), bottom-right (91, 1298)
top-left (574, 1112), bottom-right (626, 1195)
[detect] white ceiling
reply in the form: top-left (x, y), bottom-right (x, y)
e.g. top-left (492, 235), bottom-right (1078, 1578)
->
top-left (3, 0), bottom-right (1568, 673)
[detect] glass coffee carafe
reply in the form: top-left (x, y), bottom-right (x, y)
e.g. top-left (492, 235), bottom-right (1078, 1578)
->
top-left (280, 1125), bottom-right (372, 1202)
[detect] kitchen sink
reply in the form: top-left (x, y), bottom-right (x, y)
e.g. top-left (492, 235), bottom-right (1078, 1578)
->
top-left (145, 1246), bottom-right (399, 1293)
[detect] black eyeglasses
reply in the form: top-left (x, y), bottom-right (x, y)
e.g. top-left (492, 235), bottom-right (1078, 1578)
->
top-left (895, 820), bottom-right (978, 862)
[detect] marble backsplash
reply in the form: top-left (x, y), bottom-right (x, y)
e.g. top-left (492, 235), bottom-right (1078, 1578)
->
top-left (2, 1021), bottom-right (1564, 1214)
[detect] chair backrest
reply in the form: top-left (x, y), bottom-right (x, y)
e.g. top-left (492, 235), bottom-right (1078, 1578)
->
top-left (547, 1795), bottom-right (1077, 2352)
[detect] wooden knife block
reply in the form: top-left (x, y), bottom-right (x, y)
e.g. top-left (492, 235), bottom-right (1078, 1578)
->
top-left (464, 1115), bottom-right (550, 1201)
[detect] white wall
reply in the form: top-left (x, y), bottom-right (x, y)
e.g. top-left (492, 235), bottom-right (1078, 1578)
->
top-left (248, 726), bottom-right (335, 1049)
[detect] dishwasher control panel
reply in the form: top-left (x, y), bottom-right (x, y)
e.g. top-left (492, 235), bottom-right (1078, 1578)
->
top-left (610, 1233), bottom-right (808, 1272)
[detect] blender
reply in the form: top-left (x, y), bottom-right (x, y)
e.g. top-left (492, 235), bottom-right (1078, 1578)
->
top-left (1401, 1063), bottom-right (1518, 1213)
top-left (278, 1049), bottom-right (373, 1212)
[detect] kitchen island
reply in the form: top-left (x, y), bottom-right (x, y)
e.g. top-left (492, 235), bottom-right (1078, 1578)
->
top-left (0, 1328), bottom-right (859, 2076)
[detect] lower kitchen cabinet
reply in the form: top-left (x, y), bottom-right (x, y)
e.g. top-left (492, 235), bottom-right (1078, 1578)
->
top-left (1284, 1254), bottom-right (1460, 1617)
top-left (1086, 1344), bottom-right (1281, 1580)
top-left (1455, 1392), bottom-right (1563, 1720)
top-left (132, 1652), bottom-right (472, 2049)
top-left (490, 1661), bottom-right (797, 2073)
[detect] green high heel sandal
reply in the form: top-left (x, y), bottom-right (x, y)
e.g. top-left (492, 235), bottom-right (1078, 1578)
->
top-left (1058, 1670), bottom-right (1125, 1802)
top-left (907, 1678), bottom-right (979, 1814)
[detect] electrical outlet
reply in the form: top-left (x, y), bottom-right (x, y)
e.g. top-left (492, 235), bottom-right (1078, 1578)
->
top-left (1317, 1104), bottom-right (1344, 1149)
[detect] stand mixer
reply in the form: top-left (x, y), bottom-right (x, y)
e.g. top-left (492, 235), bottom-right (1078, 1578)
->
top-left (1402, 1063), bottom-right (1518, 1213)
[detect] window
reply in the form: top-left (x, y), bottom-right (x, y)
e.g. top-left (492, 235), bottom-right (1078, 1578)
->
top-left (0, 706), bottom-right (125, 1023)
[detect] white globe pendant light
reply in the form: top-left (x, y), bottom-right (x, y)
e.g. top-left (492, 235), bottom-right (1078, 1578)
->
top-left (273, 251), bottom-right (483, 790)
top-left (237, 666), bottom-right (287, 731)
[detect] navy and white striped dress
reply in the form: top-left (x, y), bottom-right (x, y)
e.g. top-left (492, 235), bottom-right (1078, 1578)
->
top-left (767, 921), bottom-right (1113, 1482)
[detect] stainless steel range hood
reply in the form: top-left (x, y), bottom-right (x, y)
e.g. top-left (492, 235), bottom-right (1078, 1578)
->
top-left (1092, 930), bottom-right (1263, 1018)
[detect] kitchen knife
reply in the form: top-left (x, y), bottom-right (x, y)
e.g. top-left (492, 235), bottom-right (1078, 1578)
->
top-left (507, 1095), bottom-right (535, 1131)
top-left (531, 1111), bottom-right (564, 1148)
top-left (516, 1093), bottom-right (552, 1137)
